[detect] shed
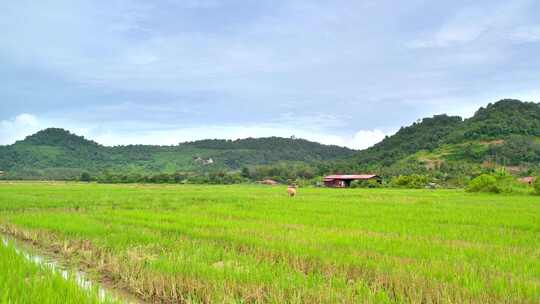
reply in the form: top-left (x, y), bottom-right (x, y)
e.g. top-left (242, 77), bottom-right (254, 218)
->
top-left (258, 179), bottom-right (279, 186)
top-left (518, 176), bottom-right (534, 185)
top-left (323, 174), bottom-right (381, 188)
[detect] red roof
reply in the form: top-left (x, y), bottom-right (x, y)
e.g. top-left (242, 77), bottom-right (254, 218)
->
top-left (323, 174), bottom-right (379, 181)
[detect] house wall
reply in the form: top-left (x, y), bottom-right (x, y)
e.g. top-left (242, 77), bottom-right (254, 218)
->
top-left (324, 177), bottom-right (382, 188)
top-left (324, 180), bottom-right (347, 188)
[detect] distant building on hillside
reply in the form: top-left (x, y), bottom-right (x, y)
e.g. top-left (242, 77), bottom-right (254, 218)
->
top-left (518, 176), bottom-right (534, 185)
top-left (323, 174), bottom-right (381, 188)
top-left (258, 179), bottom-right (279, 186)
top-left (0, 171), bottom-right (5, 176)
top-left (193, 156), bottom-right (214, 165)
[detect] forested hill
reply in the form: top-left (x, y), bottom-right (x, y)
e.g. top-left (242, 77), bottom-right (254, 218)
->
top-left (350, 114), bottom-right (463, 166)
top-left (1, 99), bottom-right (538, 181)
top-left (346, 99), bottom-right (540, 175)
top-left (20, 128), bottom-right (101, 147)
top-left (0, 129), bottom-right (354, 179)
top-left (182, 137), bottom-right (350, 159)
top-left (449, 99), bottom-right (540, 141)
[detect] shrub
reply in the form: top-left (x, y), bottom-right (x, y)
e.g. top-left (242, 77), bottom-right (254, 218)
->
top-left (467, 169), bottom-right (529, 194)
top-left (350, 179), bottom-right (382, 188)
top-left (466, 174), bottom-right (500, 193)
top-left (533, 177), bottom-right (540, 195)
top-left (80, 172), bottom-right (91, 182)
top-left (390, 174), bottom-right (428, 189)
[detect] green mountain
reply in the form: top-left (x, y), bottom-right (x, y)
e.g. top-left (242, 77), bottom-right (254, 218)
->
top-left (0, 128), bottom-right (354, 180)
top-left (346, 99), bottom-right (540, 177)
top-left (1, 99), bottom-right (538, 181)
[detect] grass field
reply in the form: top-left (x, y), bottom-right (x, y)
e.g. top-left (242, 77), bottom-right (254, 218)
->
top-left (0, 183), bottom-right (538, 303)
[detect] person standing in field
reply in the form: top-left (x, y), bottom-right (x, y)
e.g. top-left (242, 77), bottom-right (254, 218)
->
top-left (287, 185), bottom-right (297, 197)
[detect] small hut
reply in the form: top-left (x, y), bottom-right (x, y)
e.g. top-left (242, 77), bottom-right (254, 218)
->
top-left (258, 179), bottom-right (279, 186)
top-left (323, 174), bottom-right (381, 188)
top-left (518, 176), bottom-right (534, 185)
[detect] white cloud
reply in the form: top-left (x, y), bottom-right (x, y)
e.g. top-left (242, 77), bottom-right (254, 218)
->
top-left (14, 113), bottom-right (38, 126)
top-left (407, 2), bottom-right (532, 49)
top-left (348, 129), bottom-right (387, 150)
top-left (0, 114), bottom-right (41, 144)
top-left (408, 24), bottom-right (488, 49)
top-left (511, 26), bottom-right (540, 43)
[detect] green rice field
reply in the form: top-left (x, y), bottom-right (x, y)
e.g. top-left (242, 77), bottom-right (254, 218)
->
top-left (0, 236), bottom-right (116, 304)
top-left (0, 183), bottom-right (538, 303)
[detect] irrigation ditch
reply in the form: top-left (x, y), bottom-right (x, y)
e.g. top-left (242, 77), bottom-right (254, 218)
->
top-left (1, 232), bottom-right (145, 304)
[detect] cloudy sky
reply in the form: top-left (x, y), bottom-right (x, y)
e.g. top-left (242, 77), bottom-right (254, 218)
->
top-left (1, 0), bottom-right (539, 149)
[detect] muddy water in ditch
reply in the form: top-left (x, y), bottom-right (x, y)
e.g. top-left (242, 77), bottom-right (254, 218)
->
top-left (1, 235), bottom-right (145, 304)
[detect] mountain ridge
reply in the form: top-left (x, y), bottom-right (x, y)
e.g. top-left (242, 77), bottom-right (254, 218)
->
top-left (1, 99), bottom-right (538, 181)
top-left (0, 130), bottom-right (355, 179)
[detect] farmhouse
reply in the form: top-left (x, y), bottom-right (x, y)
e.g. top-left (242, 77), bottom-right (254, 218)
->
top-left (0, 171), bottom-right (4, 176)
top-left (323, 174), bottom-right (381, 188)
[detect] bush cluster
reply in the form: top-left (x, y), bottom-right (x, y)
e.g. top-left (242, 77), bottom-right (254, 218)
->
top-left (466, 174), bottom-right (500, 193)
top-left (466, 171), bottom-right (524, 194)
top-left (533, 177), bottom-right (540, 195)
top-left (390, 174), bottom-right (428, 189)
top-left (350, 179), bottom-right (382, 188)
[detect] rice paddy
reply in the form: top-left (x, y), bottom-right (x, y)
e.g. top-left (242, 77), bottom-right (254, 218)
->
top-left (0, 235), bottom-right (117, 304)
top-left (0, 182), bottom-right (538, 303)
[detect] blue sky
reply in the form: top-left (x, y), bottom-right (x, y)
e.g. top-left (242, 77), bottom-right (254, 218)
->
top-left (1, 0), bottom-right (539, 149)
